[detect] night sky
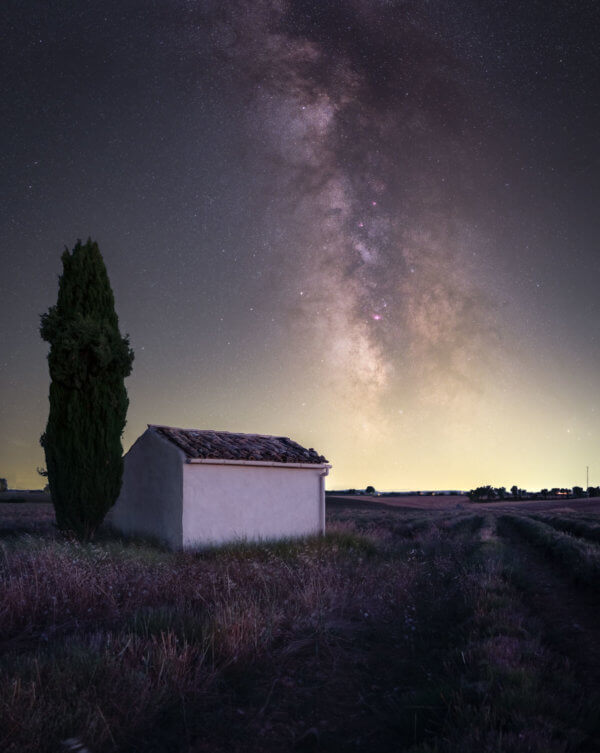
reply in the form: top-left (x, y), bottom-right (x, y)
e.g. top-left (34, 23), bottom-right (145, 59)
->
top-left (2, 1), bottom-right (599, 491)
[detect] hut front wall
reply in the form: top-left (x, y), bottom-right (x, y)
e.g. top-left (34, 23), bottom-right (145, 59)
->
top-left (182, 463), bottom-right (324, 548)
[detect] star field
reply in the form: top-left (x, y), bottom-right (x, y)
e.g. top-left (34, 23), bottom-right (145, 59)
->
top-left (1, 0), bottom-right (599, 490)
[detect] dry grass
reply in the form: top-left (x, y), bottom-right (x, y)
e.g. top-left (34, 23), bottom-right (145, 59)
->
top-left (0, 503), bottom-right (598, 752)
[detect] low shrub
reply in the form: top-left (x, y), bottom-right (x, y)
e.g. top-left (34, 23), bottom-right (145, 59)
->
top-left (499, 514), bottom-right (600, 587)
top-left (531, 515), bottom-right (600, 544)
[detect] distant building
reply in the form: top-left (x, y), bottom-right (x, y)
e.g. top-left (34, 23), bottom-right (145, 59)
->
top-left (108, 425), bottom-right (330, 549)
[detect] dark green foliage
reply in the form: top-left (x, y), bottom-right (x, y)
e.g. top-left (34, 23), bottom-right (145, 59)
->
top-left (40, 239), bottom-right (134, 539)
top-left (467, 485), bottom-right (496, 502)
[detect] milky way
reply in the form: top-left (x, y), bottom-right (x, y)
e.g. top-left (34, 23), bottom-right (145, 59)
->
top-left (202, 1), bottom-right (500, 426)
top-left (2, 0), bottom-right (599, 489)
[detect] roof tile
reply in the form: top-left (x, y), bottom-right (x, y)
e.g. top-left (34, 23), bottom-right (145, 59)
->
top-left (149, 425), bottom-right (328, 465)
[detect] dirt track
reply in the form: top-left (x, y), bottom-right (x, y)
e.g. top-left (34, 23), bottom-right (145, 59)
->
top-left (499, 521), bottom-right (600, 692)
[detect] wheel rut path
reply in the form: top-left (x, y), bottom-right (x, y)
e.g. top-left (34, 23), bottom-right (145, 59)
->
top-left (497, 517), bottom-right (600, 691)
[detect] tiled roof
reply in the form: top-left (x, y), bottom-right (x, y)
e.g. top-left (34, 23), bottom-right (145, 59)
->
top-left (149, 425), bottom-right (328, 465)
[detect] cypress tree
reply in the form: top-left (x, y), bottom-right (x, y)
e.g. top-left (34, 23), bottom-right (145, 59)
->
top-left (40, 239), bottom-right (134, 540)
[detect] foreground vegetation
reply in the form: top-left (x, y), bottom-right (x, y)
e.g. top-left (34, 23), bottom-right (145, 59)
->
top-left (499, 514), bottom-right (600, 588)
top-left (528, 514), bottom-right (600, 545)
top-left (1, 502), bottom-right (600, 752)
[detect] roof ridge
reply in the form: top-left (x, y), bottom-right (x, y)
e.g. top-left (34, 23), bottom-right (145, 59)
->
top-left (148, 424), bottom-right (289, 439)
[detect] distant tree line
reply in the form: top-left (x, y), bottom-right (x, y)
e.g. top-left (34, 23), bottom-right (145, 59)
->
top-left (468, 485), bottom-right (600, 502)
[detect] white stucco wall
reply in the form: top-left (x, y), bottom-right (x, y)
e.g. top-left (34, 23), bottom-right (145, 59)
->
top-left (107, 430), bottom-right (184, 549)
top-left (181, 462), bottom-right (326, 548)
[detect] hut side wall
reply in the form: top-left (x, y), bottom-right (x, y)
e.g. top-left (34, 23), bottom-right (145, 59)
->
top-left (108, 430), bottom-right (184, 548)
top-left (182, 463), bottom-right (324, 548)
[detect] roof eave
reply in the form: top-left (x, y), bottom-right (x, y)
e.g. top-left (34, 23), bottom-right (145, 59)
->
top-left (185, 458), bottom-right (331, 470)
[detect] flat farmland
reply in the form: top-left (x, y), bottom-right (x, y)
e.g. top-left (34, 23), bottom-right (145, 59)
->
top-left (327, 493), bottom-right (472, 510)
top-left (328, 492), bottom-right (600, 514)
top-left (1, 499), bottom-right (600, 752)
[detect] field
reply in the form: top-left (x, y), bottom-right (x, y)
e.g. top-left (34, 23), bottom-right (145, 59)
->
top-left (1, 498), bottom-right (600, 752)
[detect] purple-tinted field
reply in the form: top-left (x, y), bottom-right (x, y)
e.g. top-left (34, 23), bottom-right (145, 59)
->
top-left (329, 493), bottom-right (600, 514)
top-left (1, 499), bottom-right (599, 752)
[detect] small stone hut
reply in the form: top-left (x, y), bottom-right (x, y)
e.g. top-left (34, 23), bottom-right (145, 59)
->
top-left (108, 425), bottom-right (330, 549)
